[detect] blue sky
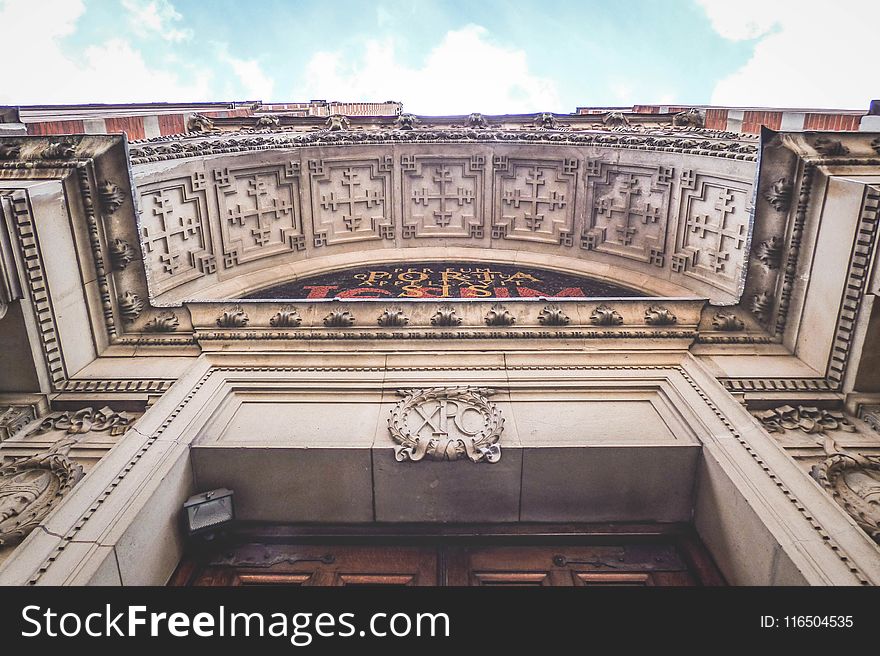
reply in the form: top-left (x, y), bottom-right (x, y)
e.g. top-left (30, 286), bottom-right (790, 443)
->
top-left (1, 0), bottom-right (876, 112)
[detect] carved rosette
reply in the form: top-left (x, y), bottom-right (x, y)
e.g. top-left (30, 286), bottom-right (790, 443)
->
top-left (0, 452), bottom-right (83, 545)
top-left (812, 454), bottom-right (880, 543)
top-left (388, 387), bottom-right (504, 463)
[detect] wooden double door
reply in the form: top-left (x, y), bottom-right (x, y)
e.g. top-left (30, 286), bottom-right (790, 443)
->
top-left (172, 530), bottom-right (723, 586)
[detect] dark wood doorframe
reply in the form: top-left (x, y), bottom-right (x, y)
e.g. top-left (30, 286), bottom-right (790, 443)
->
top-left (170, 523), bottom-right (725, 587)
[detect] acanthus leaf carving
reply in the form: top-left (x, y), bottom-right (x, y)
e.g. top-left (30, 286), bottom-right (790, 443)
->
top-left (118, 291), bottom-right (143, 323)
top-left (325, 114), bottom-right (351, 131)
top-left (324, 308), bottom-right (355, 327)
top-left (187, 113), bottom-right (214, 133)
top-left (378, 307), bottom-right (408, 327)
top-left (763, 177), bottom-right (792, 212)
top-left (109, 238), bottom-right (137, 270)
top-left (672, 108), bottom-right (704, 128)
top-left (712, 312), bottom-right (744, 331)
top-left (99, 181), bottom-right (126, 214)
top-left (394, 113), bottom-right (420, 130)
top-left (431, 305), bottom-right (462, 327)
top-left (485, 303), bottom-right (515, 326)
top-left (589, 305), bottom-right (623, 326)
top-left (538, 305), bottom-right (570, 326)
top-left (143, 311), bottom-right (179, 332)
top-left (269, 307), bottom-right (302, 328)
top-left (754, 236), bottom-right (783, 270)
top-left (388, 387), bottom-right (503, 463)
top-left (41, 140), bottom-right (76, 160)
top-left (645, 305), bottom-right (677, 325)
top-left (216, 306), bottom-right (249, 328)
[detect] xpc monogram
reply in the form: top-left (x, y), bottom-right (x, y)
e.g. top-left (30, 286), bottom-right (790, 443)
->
top-left (388, 387), bottom-right (504, 463)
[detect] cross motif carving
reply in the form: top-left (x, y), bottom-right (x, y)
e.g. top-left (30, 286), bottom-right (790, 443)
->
top-left (593, 173), bottom-right (660, 247)
top-left (142, 189), bottom-right (202, 274)
top-left (685, 188), bottom-right (746, 273)
top-left (502, 167), bottom-right (566, 232)
top-left (226, 178), bottom-right (293, 246)
top-left (320, 168), bottom-right (383, 232)
top-left (411, 165), bottom-right (474, 227)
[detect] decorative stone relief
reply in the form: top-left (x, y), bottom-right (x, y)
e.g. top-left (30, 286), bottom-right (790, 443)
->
top-left (214, 164), bottom-right (304, 265)
top-left (28, 406), bottom-right (133, 437)
top-left (256, 115), bottom-right (280, 128)
top-left (187, 113), bottom-right (214, 133)
top-left (216, 306), bottom-right (249, 328)
top-left (118, 291), bottom-right (143, 323)
top-left (269, 307), bottom-right (302, 328)
top-left (858, 405), bottom-right (880, 433)
top-left (603, 112), bottom-right (630, 128)
top-left (485, 303), bottom-right (515, 326)
top-left (645, 305), bottom-right (677, 325)
top-left (0, 405), bottom-right (37, 442)
top-left (675, 174), bottom-right (751, 291)
top-left (812, 451), bottom-right (880, 543)
top-left (590, 305), bottom-right (623, 326)
top-left (41, 140), bottom-right (76, 160)
top-left (750, 292), bottom-right (773, 322)
top-left (109, 238), bottom-right (136, 270)
top-left (139, 177), bottom-right (213, 292)
top-left (533, 113), bottom-right (558, 129)
top-left (394, 113), bottom-right (420, 130)
top-left (493, 157), bottom-right (577, 245)
top-left (467, 113), bottom-right (489, 129)
top-left (583, 164), bottom-right (671, 264)
top-left (712, 313), bottom-right (744, 331)
top-left (309, 157), bottom-right (393, 246)
top-left (763, 177), bottom-right (792, 212)
top-left (323, 308), bottom-right (355, 327)
top-left (325, 114), bottom-right (350, 131)
top-left (537, 305), bottom-right (570, 326)
top-left (401, 156), bottom-right (484, 238)
top-left (388, 387), bottom-right (504, 463)
top-left (377, 307), bottom-right (408, 327)
top-left (430, 305), bottom-right (461, 326)
top-left (0, 445), bottom-right (83, 545)
top-left (0, 142), bottom-right (21, 159)
top-left (752, 404), bottom-right (878, 543)
top-left (754, 236), bottom-right (783, 270)
top-left (99, 181), bottom-right (126, 214)
top-left (753, 405), bottom-right (855, 435)
top-left (813, 137), bottom-right (849, 157)
top-left (672, 108), bottom-right (704, 128)
top-left (143, 311), bottom-right (179, 332)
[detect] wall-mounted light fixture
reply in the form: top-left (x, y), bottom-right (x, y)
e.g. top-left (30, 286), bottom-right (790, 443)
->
top-left (183, 488), bottom-right (234, 537)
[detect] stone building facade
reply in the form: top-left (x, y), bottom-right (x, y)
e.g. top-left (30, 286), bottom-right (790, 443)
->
top-left (0, 102), bottom-right (878, 586)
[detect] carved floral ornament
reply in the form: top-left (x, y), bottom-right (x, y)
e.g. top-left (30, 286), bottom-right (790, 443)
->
top-left (388, 387), bottom-right (504, 463)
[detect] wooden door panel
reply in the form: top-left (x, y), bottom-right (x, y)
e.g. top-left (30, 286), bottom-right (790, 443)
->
top-left (187, 544), bottom-right (437, 587)
top-left (173, 534), bottom-right (721, 587)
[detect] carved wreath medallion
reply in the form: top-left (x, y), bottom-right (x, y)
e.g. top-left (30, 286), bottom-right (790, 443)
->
top-left (388, 387), bottom-right (504, 463)
top-left (812, 454), bottom-right (880, 543)
top-left (0, 453), bottom-right (83, 545)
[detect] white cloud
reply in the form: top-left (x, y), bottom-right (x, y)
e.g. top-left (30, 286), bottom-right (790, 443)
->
top-left (300, 25), bottom-right (562, 114)
top-left (698, 0), bottom-right (878, 109)
top-left (0, 0), bottom-right (211, 103)
top-left (121, 0), bottom-right (193, 42)
top-left (217, 46), bottom-right (275, 101)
